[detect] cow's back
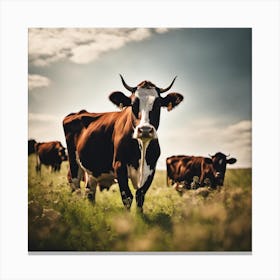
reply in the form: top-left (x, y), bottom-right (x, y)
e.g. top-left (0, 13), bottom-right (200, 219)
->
top-left (167, 155), bottom-right (208, 183)
top-left (63, 110), bottom-right (121, 180)
top-left (166, 155), bottom-right (192, 182)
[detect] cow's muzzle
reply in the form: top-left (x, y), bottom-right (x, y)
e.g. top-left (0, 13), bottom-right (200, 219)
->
top-left (215, 172), bottom-right (225, 186)
top-left (60, 155), bottom-right (68, 161)
top-left (136, 125), bottom-right (156, 140)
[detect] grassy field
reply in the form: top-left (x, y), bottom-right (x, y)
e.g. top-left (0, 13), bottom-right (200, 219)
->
top-left (28, 155), bottom-right (252, 252)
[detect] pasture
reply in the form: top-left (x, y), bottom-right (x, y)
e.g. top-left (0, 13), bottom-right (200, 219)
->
top-left (28, 155), bottom-right (251, 252)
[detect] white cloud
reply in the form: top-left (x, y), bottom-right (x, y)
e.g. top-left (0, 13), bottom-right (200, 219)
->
top-left (28, 28), bottom-right (169, 66)
top-left (28, 74), bottom-right (51, 91)
top-left (128, 28), bottom-right (152, 41)
top-left (155, 28), bottom-right (169, 34)
top-left (28, 113), bottom-right (58, 122)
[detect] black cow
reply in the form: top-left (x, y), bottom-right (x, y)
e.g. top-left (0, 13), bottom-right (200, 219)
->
top-left (28, 139), bottom-right (37, 155)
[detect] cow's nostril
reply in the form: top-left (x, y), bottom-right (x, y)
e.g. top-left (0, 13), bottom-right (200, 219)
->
top-left (136, 125), bottom-right (156, 140)
top-left (138, 126), bottom-right (153, 133)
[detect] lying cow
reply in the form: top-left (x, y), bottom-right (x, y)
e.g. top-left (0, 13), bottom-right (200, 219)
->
top-left (166, 152), bottom-right (237, 189)
top-left (63, 75), bottom-right (183, 211)
top-left (35, 141), bottom-right (68, 173)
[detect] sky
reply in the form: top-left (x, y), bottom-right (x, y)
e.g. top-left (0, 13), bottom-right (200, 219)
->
top-left (28, 28), bottom-right (252, 169)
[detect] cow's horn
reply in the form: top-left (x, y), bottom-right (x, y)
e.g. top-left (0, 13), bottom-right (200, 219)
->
top-left (119, 74), bottom-right (137, 93)
top-left (226, 154), bottom-right (231, 157)
top-left (157, 76), bottom-right (177, 94)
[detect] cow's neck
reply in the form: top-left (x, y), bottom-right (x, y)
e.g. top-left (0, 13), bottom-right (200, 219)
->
top-left (125, 109), bottom-right (155, 189)
top-left (131, 137), bottom-right (152, 189)
top-left (137, 138), bottom-right (153, 188)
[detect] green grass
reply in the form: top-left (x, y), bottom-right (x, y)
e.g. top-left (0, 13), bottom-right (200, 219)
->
top-left (28, 155), bottom-right (251, 251)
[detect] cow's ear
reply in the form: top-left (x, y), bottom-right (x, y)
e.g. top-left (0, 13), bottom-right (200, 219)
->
top-left (109, 91), bottom-right (131, 109)
top-left (205, 158), bottom-right (213, 164)
top-left (161, 93), bottom-right (183, 111)
top-left (227, 158), bottom-right (237, 164)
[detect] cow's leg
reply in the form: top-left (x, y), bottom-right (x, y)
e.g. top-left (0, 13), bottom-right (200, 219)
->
top-left (53, 163), bottom-right (60, 172)
top-left (51, 165), bottom-right (58, 172)
top-left (135, 140), bottom-right (160, 212)
top-left (135, 170), bottom-right (155, 212)
top-left (35, 156), bottom-right (41, 174)
top-left (183, 172), bottom-right (193, 189)
top-left (166, 166), bottom-right (171, 187)
top-left (166, 175), bottom-right (172, 187)
top-left (64, 133), bottom-right (82, 191)
top-left (85, 173), bottom-right (97, 202)
top-left (115, 161), bottom-right (133, 210)
top-left (199, 173), bottom-right (207, 188)
top-left (70, 165), bottom-right (83, 192)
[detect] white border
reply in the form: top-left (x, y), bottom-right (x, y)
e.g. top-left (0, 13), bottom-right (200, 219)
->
top-left (1, 1), bottom-right (279, 280)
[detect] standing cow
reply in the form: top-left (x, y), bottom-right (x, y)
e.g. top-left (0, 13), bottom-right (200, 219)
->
top-left (28, 139), bottom-right (37, 155)
top-left (35, 141), bottom-right (68, 173)
top-left (63, 75), bottom-right (183, 211)
top-left (166, 152), bottom-right (237, 189)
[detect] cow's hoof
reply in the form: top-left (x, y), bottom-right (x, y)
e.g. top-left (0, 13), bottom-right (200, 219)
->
top-left (124, 200), bottom-right (132, 211)
top-left (121, 192), bottom-right (133, 210)
top-left (74, 189), bottom-right (82, 196)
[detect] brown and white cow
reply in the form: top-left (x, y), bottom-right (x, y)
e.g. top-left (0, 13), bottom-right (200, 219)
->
top-left (166, 152), bottom-right (237, 189)
top-left (35, 141), bottom-right (68, 173)
top-left (63, 75), bottom-right (183, 211)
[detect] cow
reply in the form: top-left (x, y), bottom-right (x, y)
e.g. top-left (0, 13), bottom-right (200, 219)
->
top-left (35, 141), bottom-right (68, 173)
top-left (63, 75), bottom-right (183, 212)
top-left (166, 152), bottom-right (237, 189)
top-left (28, 139), bottom-right (37, 155)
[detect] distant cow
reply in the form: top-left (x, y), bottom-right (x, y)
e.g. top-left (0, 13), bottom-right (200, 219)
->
top-left (35, 141), bottom-right (67, 173)
top-left (63, 75), bottom-right (183, 211)
top-left (28, 139), bottom-right (37, 155)
top-left (166, 152), bottom-right (237, 189)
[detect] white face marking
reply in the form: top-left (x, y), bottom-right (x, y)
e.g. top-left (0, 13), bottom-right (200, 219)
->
top-left (135, 88), bottom-right (157, 125)
top-left (133, 87), bottom-right (158, 139)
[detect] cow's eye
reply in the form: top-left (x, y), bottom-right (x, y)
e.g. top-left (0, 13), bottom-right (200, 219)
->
top-left (132, 98), bottom-right (140, 118)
